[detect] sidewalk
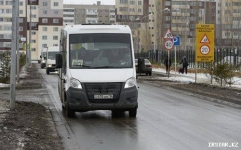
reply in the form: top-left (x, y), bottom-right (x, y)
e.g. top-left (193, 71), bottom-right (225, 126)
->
top-left (0, 64), bottom-right (63, 150)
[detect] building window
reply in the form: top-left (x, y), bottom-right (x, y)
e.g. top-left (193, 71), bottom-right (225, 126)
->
top-left (130, 1), bottom-right (135, 5)
top-left (53, 36), bottom-right (58, 40)
top-left (138, 9), bottom-right (142, 12)
top-left (6, 1), bottom-right (12, 5)
top-left (42, 19), bottom-right (48, 23)
top-left (42, 36), bottom-right (47, 40)
top-left (19, 2), bottom-right (23, 6)
top-left (19, 27), bottom-right (23, 31)
top-left (42, 27), bottom-right (47, 31)
top-left (53, 27), bottom-right (58, 31)
top-left (31, 14), bottom-right (36, 18)
top-left (43, 10), bottom-right (47, 14)
top-left (31, 31), bottom-right (36, 35)
top-left (54, 10), bottom-right (58, 14)
top-left (129, 8), bottom-right (135, 12)
top-left (43, 2), bottom-right (48, 6)
top-left (120, 0), bottom-right (128, 4)
top-left (31, 40), bottom-right (36, 43)
top-left (30, 6), bottom-right (36, 9)
top-left (53, 19), bottom-right (59, 23)
top-left (54, 2), bottom-right (59, 6)
top-left (119, 7), bottom-right (128, 12)
top-left (19, 10), bottom-right (23, 14)
top-left (42, 44), bottom-right (47, 48)
top-left (19, 18), bottom-right (23, 23)
top-left (31, 48), bottom-right (36, 51)
top-left (53, 44), bottom-right (58, 46)
top-left (6, 9), bottom-right (12, 13)
top-left (138, 1), bottom-right (142, 5)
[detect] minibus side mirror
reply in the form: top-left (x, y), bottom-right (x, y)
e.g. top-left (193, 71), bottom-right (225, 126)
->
top-left (44, 56), bottom-right (46, 60)
top-left (40, 55), bottom-right (42, 58)
top-left (56, 54), bottom-right (62, 68)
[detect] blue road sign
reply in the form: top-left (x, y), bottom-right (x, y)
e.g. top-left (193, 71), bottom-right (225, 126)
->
top-left (174, 36), bottom-right (180, 46)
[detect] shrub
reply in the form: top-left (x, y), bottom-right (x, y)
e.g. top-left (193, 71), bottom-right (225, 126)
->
top-left (213, 63), bottom-right (236, 86)
top-left (0, 52), bottom-right (26, 83)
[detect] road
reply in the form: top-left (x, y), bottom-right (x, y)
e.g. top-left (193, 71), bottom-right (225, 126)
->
top-left (38, 65), bottom-right (241, 150)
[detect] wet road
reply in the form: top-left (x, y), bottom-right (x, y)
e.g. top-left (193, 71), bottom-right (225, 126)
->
top-left (39, 66), bottom-right (241, 150)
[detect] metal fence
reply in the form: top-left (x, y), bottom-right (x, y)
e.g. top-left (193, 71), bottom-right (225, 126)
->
top-left (135, 48), bottom-right (241, 69)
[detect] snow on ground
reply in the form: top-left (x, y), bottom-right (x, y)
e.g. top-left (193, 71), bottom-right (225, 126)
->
top-left (0, 83), bottom-right (10, 88)
top-left (19, 66), bottom-right (28, 78)
top-left (153, 68), bottom-right (241, 89)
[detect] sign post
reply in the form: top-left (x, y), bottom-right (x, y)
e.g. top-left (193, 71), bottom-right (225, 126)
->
top-left (164, 29), bottom-right (174, 78)
top-left (174, 36), bottom-right (180, 77)
top-left (195, 24), bottom-right (214, 82)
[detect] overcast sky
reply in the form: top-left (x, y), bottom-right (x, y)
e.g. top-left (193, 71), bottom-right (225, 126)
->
top-left (63, 0), bottom-right (115, 5)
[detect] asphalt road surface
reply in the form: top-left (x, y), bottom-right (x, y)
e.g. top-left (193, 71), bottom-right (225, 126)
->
top-left (38, 65), bottom-right (241, 150)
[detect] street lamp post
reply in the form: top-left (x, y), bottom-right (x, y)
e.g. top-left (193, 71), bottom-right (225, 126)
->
top-left (138, 8), bottom-right (170, 54)
top-left (139, 13), bottom-right (153, 54)
top-left (153, 8), bottom-right (170, 58)
top-left (28, 1), bottom-right (32, 66)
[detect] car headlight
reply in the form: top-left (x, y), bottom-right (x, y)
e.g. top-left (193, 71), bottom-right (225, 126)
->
top-left (48, 64), bottom-right (52, 67)
top-left (70, 77), bottom-right (82, 89)
top-left (124, 77), bottom-right (136, 89)
top-left (42, 60), bottom-right (45, 63)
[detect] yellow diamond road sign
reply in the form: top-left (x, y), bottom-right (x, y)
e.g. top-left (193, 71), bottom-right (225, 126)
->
top-left (196, 24), bottom-right (214, 62)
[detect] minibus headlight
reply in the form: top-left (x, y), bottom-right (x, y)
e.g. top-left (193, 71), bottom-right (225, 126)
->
top-left (48, 64), bottom-right (52, 67)
top-left (70, 78), bottom-right (82, 89)
top-left (124, 77), bottom-right (136, 89)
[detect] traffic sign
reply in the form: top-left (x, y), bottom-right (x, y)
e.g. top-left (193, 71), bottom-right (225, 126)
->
top-left (196, 24), bottom-right (214, 62)
top-left (200, 34), bottom-right (210, 44)
top-left (200, 45), bottom-right (210, 55)
top-left (174, 36), bottom-right (180, 46)
top-left (164, 39), bottom-right (174, 50)
top-left (164, 29), bottom-right (173, 39)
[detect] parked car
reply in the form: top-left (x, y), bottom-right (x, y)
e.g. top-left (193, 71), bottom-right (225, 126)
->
top-left (135, 59), bottom-right (152, 76)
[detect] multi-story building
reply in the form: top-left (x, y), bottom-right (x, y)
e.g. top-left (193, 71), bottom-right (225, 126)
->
top-left (115, 0), bottom-right (150, 53)
top-left (148, 0), bottom-right (216, 51)
top-left (0, 0), bottom-right (63, 61)
top-left (216, 0), bottom-right (241, 49)
top-left (63, 1), bottom-right (115, 25)
top-left (115, 0), bottom-right (218, 52)
top-left (27, 0), bottom-right (63, 60)
top-left (63, 8), bottom-right (75, 26)
top-left (0, 0), bottom-right (27, 52)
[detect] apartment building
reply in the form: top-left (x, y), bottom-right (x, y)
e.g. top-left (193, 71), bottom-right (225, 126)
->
top-left (0, 0), bottom-right (63, 61)
top-left (148, 0), bottom-right (216, 51)
top-left (63, 8), bottom-right (75, 26)
top-left (115, 0), bottom-right (149, 53)
top-left (28, 0), bottom-right (63, 60)
top-left (0, 0), bottom-right (27, 51)
top-left (115, 0), bottom-right (218, 52)
top-left (63, 1), bottom-right (115, 25)
top-left (216, 0), bottom-right (241, 49)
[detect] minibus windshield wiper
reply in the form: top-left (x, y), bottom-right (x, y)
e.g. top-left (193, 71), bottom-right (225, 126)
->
top-left (72, 65), bottom-right (92, 68)
top-left (92, 66), bottom-right (115, 69)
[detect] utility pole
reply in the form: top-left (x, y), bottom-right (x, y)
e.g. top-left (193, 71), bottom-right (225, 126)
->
top-left (28, 1), bottom-right (32, 66)
top-left (16, 0), bottom-right (20, 83)
top-left (10, 0), bottom-right (18, 110)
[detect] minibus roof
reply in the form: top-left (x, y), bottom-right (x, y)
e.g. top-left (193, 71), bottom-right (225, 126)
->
top-left (63, 24), bottom-right (132, 34)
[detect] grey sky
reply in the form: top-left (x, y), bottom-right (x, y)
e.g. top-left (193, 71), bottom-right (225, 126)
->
top-left (63, 0), bottom-right (115, 5)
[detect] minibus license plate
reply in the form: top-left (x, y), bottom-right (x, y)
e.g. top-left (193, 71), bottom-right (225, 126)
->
top-left (94, 94), bottom-right (113, 99)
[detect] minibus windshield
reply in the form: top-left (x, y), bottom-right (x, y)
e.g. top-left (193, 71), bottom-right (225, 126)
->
top-left (69, 33), bottom-right (133, 69)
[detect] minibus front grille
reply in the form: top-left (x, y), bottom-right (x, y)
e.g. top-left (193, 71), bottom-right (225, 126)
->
top-left (85, 83), bottom-right (122, 103)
